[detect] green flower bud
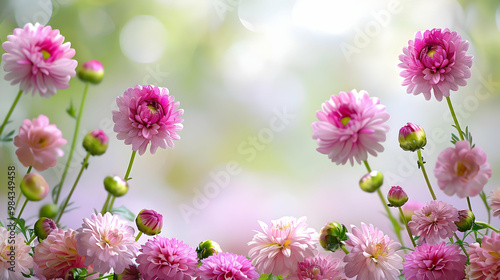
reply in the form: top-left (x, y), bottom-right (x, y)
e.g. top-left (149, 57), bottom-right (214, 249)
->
top-left (82, 130), bottom-right (108, 156)
top-left (20, 173), bottom-right (49, 201)
top-left (359, 171), bottom-right (383, 193)
top-left (77, 60), bottom-right (104, 84)
top-left (398, 123), bottom-right (427, 152)
top-left (387, 186), bottom-right (409, 207)
top-left (136, 209), bottom-right (163, 236)
top-left (40, 203), bottom-right (59, 219)
top-left (455, 209), bottom-right (475, 232)
top-left (104, 175), bottom-right (129, 197)
top-left (34, 217), bottom-right (57, 240)
top-left (196, 240), bottom-right (222, 260)
top-left (318, 222), bottom-right (348, 252)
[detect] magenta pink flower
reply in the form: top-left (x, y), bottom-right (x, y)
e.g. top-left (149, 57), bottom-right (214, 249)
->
top-left (113, 85), bottom-right (184, 155)
top-left (2, 23), bottom-right (77, 97)
top-left (488, 188), bottom-right (500, 218)
top-left (398, 28), bottom-right (473, 101)
top-left (197, 252), bottom-right (259, 280)
top-left (467, 231), bottom-right (500, 280)
top-left (312, 89), bottom-right (390, 166)
top-left (75, 213), bottom-right (139, 275)
top-left (434, 140), bottom-right (492, 198)
top-left (403, 242), bottom-right (466, 280)
top-left (34, 228), bottom-right (96, 280)
top-left (343, 223), bottom-right (402, 280)
top-left (0, 227), bottom-right (33, 279)
top-left (13, 114), bottom-right (67, 171)
top-left (248, 216), bottom-right (318, 276)
top-left (408, 200), bottom-right (459, 245)
top-left (136, 209), bottom-right (163, 236)
top-left (137, 236), bottom-right (198, 280)
top-left (286, 254), bottom-right (346, 280)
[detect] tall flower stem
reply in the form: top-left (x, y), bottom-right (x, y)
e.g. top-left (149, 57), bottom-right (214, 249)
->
top-left (16, 198), bottom-right (28, 223)
top-left (101, 193), bottom-right (111, 215)
top-left (55, 83), bottom-right (90, 204)
top-left (0, 90), bottom-right (23, 138)
top-left (398, 207), bottom-right (416, 247)
top-left (107, 150), bottom-right (137, 212)
top-left (340, 243), bottom-right (349, 255)
top-left (475, 221), bottom-right (500, 233)
top-left (135, 232), bottom-right (143, 242)
top-left (56, 152), bottom-right (90, 224)
top-left (417, 149), bottom-right (437, 200)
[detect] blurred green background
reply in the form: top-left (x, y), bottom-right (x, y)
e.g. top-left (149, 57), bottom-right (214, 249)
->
top-left (1, 0), bottom-right (500, 256)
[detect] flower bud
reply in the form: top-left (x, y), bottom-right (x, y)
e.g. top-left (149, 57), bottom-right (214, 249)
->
top-left (387, 186), bottom-right (409, 207)
top-left (400, 200), bottom-right (425, 223)
top-left (113, 264), bottom-right (140, 280)
top-left (104, 175), bottom-right (129, 197)
top-left (34, 217), bottom-right (57, 240)
top-left (136, 209), bottom-right (163, 236)
top-left (455, 209), bottom-right (475, 232)
top-left (318, 222), bottom-right (348, 252)
top-left (77, 60), bottom-right (104, 84)
top-left (196, 240), bottom-right (223, 260)
top-left (398, 122), bottom-right (427, 152)
top-left (20, 173), bottom-right (49, 201)
top-left (39, 203), bottom-right (59, 219)
top-left (82, 130), bottom-right (108, 156)
top-left (359, 171), bottom-right (383, 193)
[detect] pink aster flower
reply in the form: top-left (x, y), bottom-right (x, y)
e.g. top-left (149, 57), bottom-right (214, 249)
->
top-left (197, 252), bottom-right (259, 280)
top-left (286, 254), bottom-right (346, 280)
top-left (402, 242), bottom-right (466, 280)
top-left (434, 140), bottom-right (492, 198)
top-left (488, 188), bottom-right (500, 218)
top-left (467, 231), bottom-right (500, 280)
top-left (248, 216), bottom-right (318, 276)
top-left (398, 28), bottom-right (473, 101)
top-left (0, 227), bottom-right (33, 280)
top-left (137, 236), bottom-right (198, 280)
top-left (2, 23), bottom-right (77, 97)
top-left (75, 212), bottom-right (140, 275)
top-left (34, 228), bottom-right (96, 280)
top-left (13, 114), bottom-right (67, 171)
top-left (343, 223), bottom-right (403, 280)
top-left (408, 200), bottom-right (459, 245)
top-left (312, 89), bottom-right (389, 166)
top-left (113, 84), bottom-right (184, 155)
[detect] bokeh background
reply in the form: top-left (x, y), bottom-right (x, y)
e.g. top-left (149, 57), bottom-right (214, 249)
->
top-left (1, 0), bottom-right (500, 257)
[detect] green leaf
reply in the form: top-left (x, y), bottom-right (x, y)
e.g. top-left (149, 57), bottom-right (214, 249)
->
top-left (1, 130), bottom-right (15, 142)
top-left (110, 205), bottom-right (136, 221)
top-left (66, 100), bottom-right (77, 119)
top-left (52, 183), bottom-right (61, 202)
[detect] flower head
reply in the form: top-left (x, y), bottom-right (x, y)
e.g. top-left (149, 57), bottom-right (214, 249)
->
top-left (359, 171), bottom-right (384, 193)
top-left (83, 129), bottom-right (108, 156)
top-left (78, 59), bottom-right (104, 84)
top-left (137, 236), bottom-right (198, 280)
top-left (20, 172), bottom-right (49, 201)
top-left (400, 200), bottom-right (425, 223)
top-left (248, 216), bottom-right (318, 275)
top-left (113, 84), bottom-right (184, 155)
top-left (2, 23), bottom-right (77, 97)
top-left (319, 222), bottom-right (349, 252)
top-left (398, 28), bottom-right (473, 101)
top-left (398, 123), bottom-right (427, 152)
top-left (0, 227), bottom-right (33, 279)
top-left (34, 217), bottom-right (57, 240)
top-left (488, 188), bottom-right (500, 218)
top-left (455, 209), bottom-right (475, 232)
top-left (75, 213), bottom-right (139, 274)
top-left (466, 231), bottom-right (500, 280)
top-left (196, 240), bottom-right (223, 260)
top-left (14, 114), bottom-right (67, 171)
top-left (312, 89), bottom-right (390, 166)
top-left (408, 200), bottom-right (459, 245)
top-left (197, 252), bottom-right (259, 280)
top-left (343, 223), bottom-right (403, 280)
top-left (403, 242), bottom-right (466, 280)
top-left (104, 175), bottom-right (129, 197)
top-left (286, 254), bottom-right (346, 280)
top-left (136, 209), bottom-right (163, 236)
top-left (387, 186), bottom-right (408, 207)
top-left (434, 141), bottom-right (492, 198)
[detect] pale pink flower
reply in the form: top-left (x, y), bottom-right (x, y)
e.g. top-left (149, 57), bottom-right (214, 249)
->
top-left (400, 200), bottom-right (425, 223)
top-left (312, 90), bottom-right (390, 166)
top-left (113, 84), bottom-right (184, 155)
top-left (13, 114), bottom-right (67, 171)
top-left (248, 216), bottom-right (318, 276)
top-left (0, 227), bottom-right (33, 280)
top-left (197, 252), bottom-right (259, 280)
top-left (34, 228), bottom-right (96, 280)
top-left (434, 141), bottom-right (492, 198)
top-left (408, 200), bottom-right (459, 245)
top-left (466, 231), bottom-right (500, 280)
top-left (2, 23), bottom-right (77, 97)
top-left (137, 236), bottom-right (198, 280)
top-left (75, 213), bottom-right (139, 274)
top-left (286, 254), bottom-right (346, 280)
top-left (398, 28), bottom-right (473, 101)
top-left (488, 188), bottom-right (500, 218)
top-left (402, 242), bottom-right (466, 280)
top-left (343, 223), bottom-right (403, 280)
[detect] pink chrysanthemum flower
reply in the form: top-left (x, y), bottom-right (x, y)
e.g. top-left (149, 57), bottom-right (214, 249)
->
top-left (113, 84), bottom-right (184, 155)
top-left (286, 254), bottom-right (346, 280)
top-left (398, 28), bottom-right (473, 101)
top-left (2, 23), bottom-right (77, 97)
top-left (343, 223), bottom-right (403, 280)
top-left (488, 188), bottom-right (500, 218)
top-left (402, 242), bottom-right (466, 280)
top-left (0, 227), bottom-right (33, 279)
top-left (408, 200), bottom-right (459, 245)
top-left (197, 252), bottom-right (259, 280)
top-left (137, 236), bottom-right (198, 280)
top-left (75, 213), bottom-right (139, 275)
top-left (34, 228), bottom-right (96, 280)
top-left (312, 89), bottom-right (390, 166)
top-left (248, 216), bottom-right (318, 276)
top-left (434, 141), bottom-right (492, 198)
top-left (467, 231), bottom-right (500, 280)
top-left (13, 114), bottom-right (67, 171)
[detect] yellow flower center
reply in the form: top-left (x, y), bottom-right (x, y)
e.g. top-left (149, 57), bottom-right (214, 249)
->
top-left (312, 267), bottom-right (320, 276)
top-left (41, 50), bottom-right (51, 60)
top-left (341, 117), bottom-right (350, 126)
top-left (456, 161), bottom-right (469, 177)
top-left (148, 105), bottom-right (158, 114)
top-left (490, 252), bottom-right (500, 258)
top-left (427, 50), bottom-right (436, 58)
top-left (37, 137), bottom-right (48, 147)
top-left (371, 243), bottom-right (387, 264)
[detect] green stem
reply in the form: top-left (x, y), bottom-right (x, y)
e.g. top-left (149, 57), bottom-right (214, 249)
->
top-left (16, 198), bottom-right (28, 222)
top-left (135, 231), bottom-right (143, 242)
top-left (446, 96), bottom-right (464, 140)
top-left (0, 90), bottom-right (23, 138)
top-left (107, 195), bottom-right (116, 212)
top-left (56, 153), bottom-right (91, 224)
top-left (454, 233), bottom-right (470, 264)
top-left (26, 234), bottom-right (37, 246)
top-left (363, 160), bottom-right (372, 172)
top-left (467, 197), bottom-right (473, 212)
top-left (26, 166), bottom-right (32, 174)
top-left (55, 83), bottom-right (90, 204)
top-left (398, 207), bottom-right (416, 247)
top-left (475, 221), bottom-right (500, 233)
top-left (101, 193), bottom-right (112, 215)
top-left (417, 149), bottom-right (437, 200)
top-left (340, 243), bottom-right (349, 255)
top-left (479, 191), bottom-right (492, 227)
top-left (124, 150), bottom-right (137, 181)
